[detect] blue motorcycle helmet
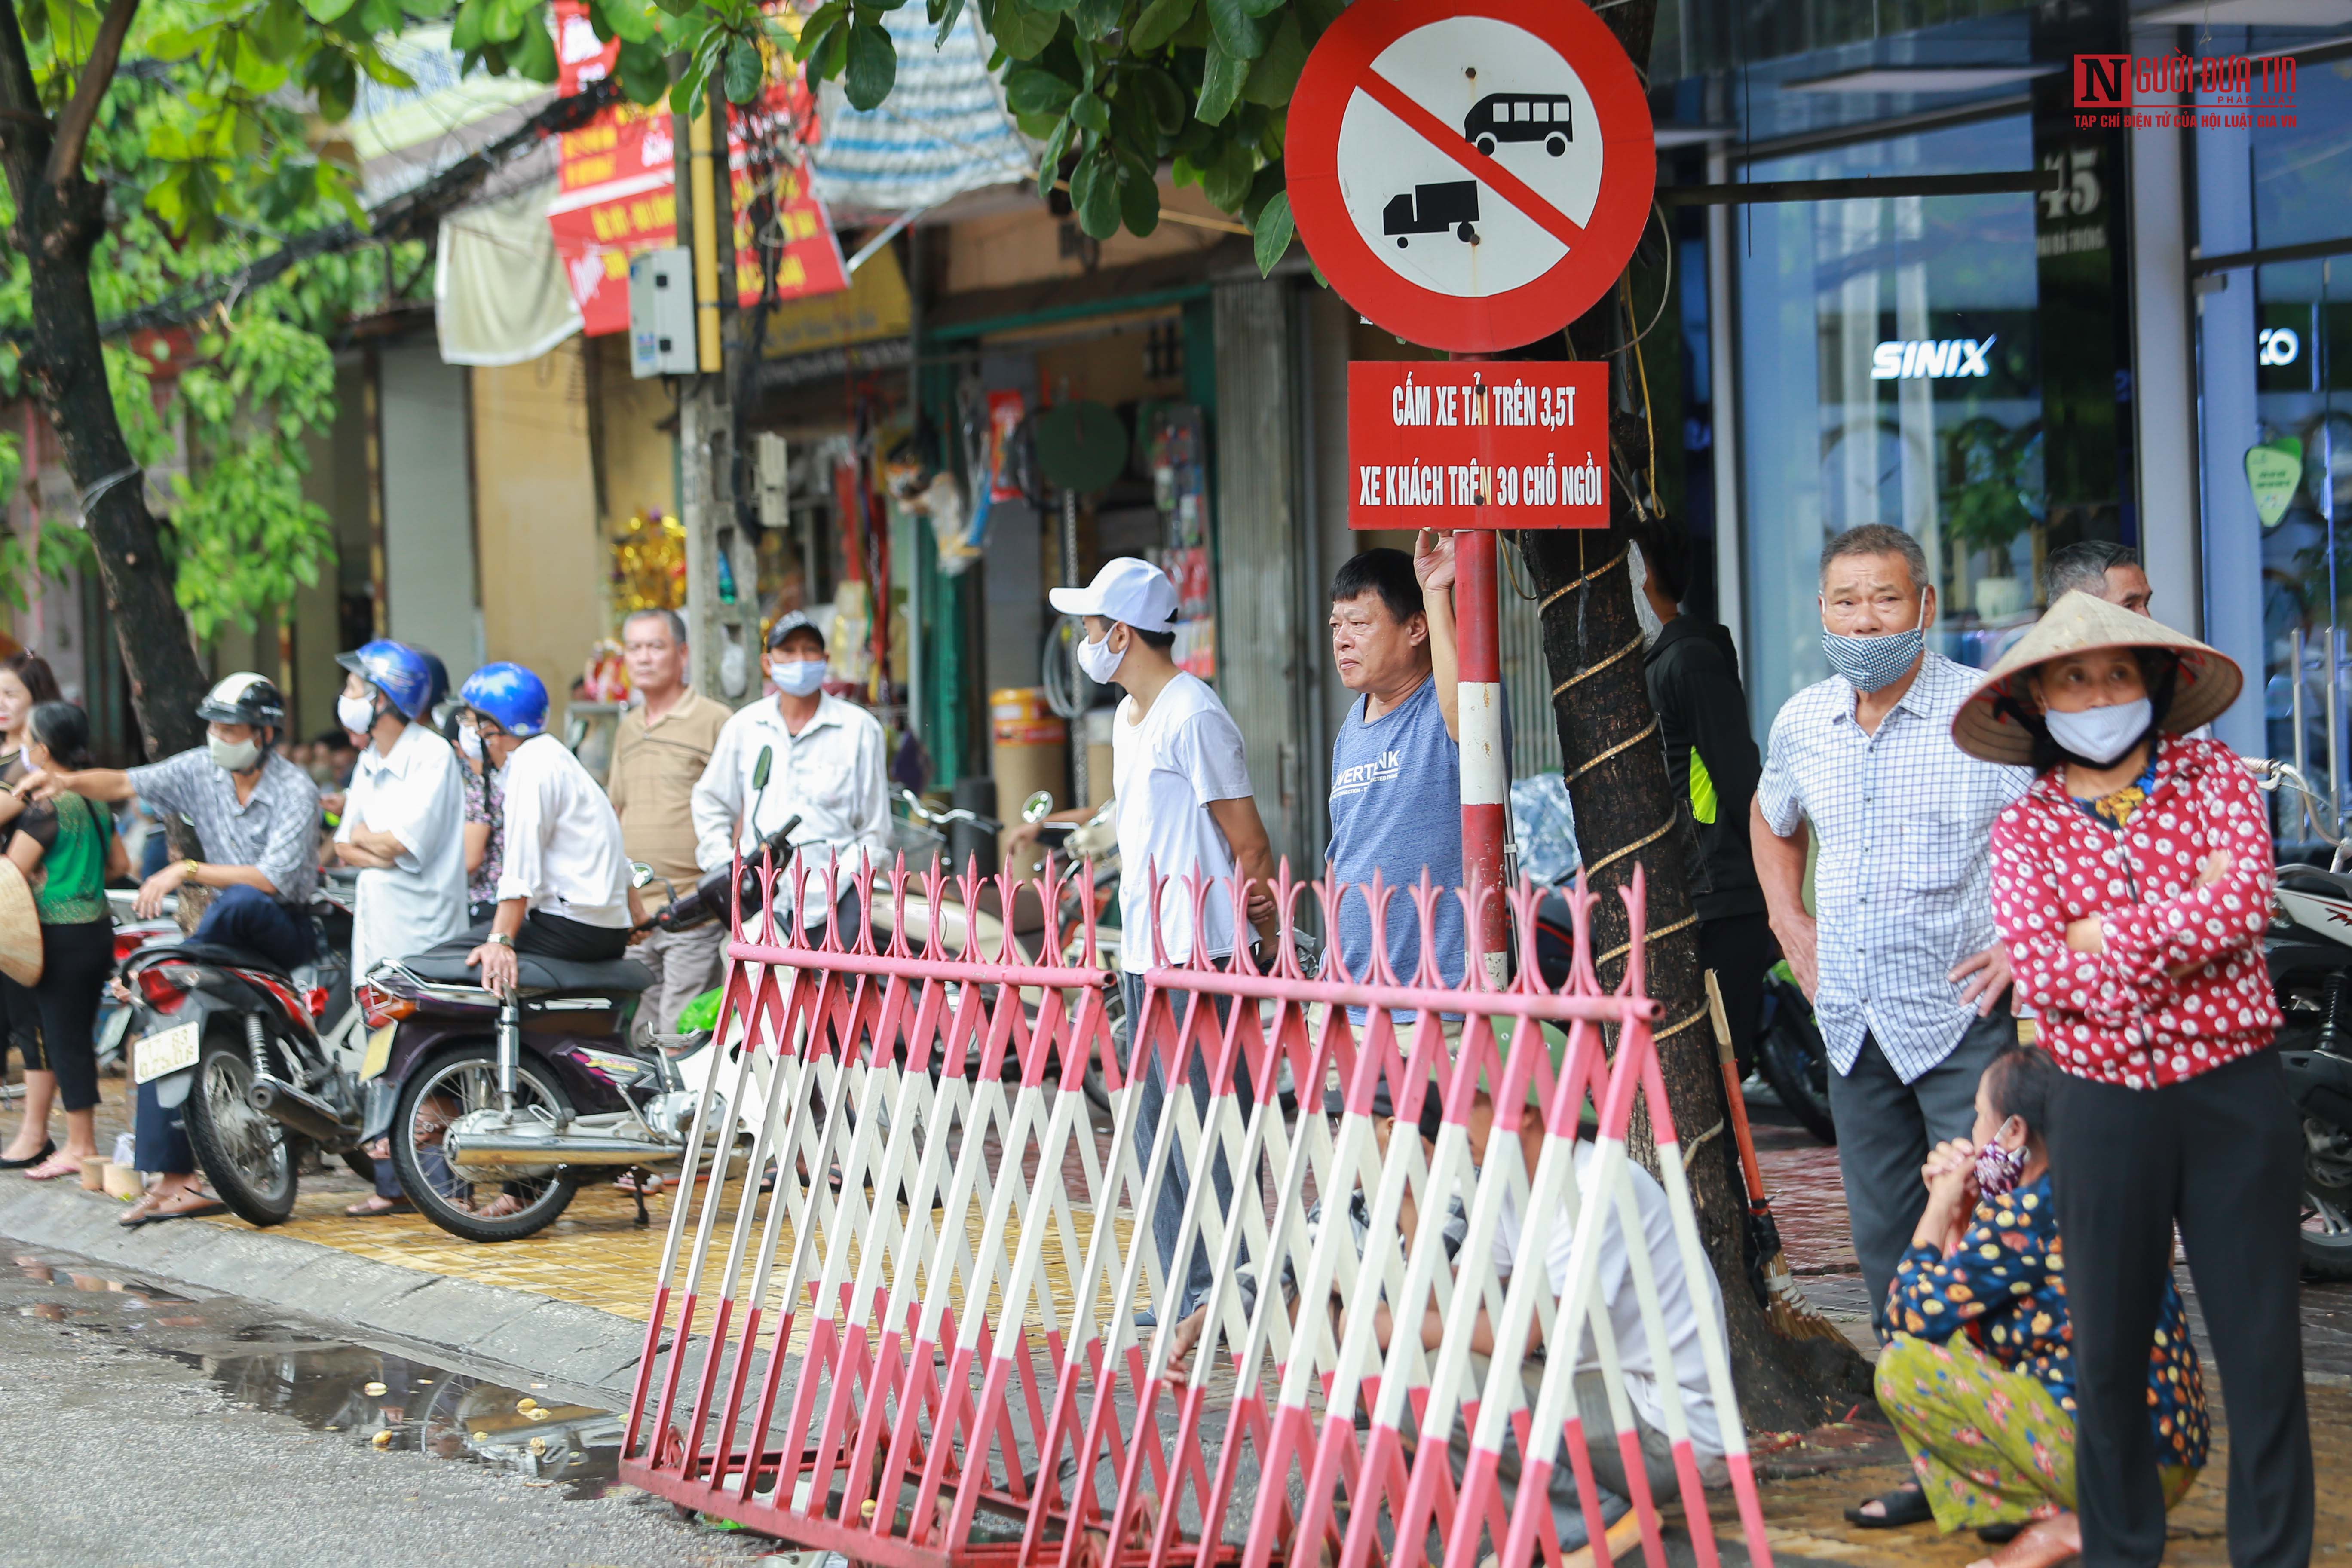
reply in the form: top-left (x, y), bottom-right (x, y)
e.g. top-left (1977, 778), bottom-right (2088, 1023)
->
top-left (459, 662), bottom-right (549, 738)
top-left (335, 639), bottom-right (435, 723)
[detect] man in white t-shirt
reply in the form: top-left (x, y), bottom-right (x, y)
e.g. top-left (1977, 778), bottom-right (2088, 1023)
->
top-left (1014, 557), bottom-right (1278, 1336)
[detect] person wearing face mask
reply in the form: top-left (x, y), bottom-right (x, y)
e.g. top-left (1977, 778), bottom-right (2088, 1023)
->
top-left (1629, 520), bottom-right (1767, 1078)
top-left (329, 642), bottom-right (468, 1218)
top-left (21, 672), bottom-right (318, 1225)
top-left (1865, 1041), bottom-right (2207, 1566)
top-left (1750, 525), bottom-right (2030, 1353)
top-left (1958, 593), bottom-right (2309, 1568)
top-left (691, 612), bottom-right (888, 938)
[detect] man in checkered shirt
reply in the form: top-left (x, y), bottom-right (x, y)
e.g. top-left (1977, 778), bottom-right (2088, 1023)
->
top-left (1751, 524), bottom-right (2030, 1335)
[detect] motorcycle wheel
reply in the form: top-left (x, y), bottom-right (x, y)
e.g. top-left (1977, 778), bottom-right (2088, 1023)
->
top-left (1755, 977), bottom-right (1838, 1146)
top-left (391, 1046), bottom-right (579, 1243)
top-left (185, 1032), bottom-right (303, 1227)
top-left (2300, 1112), bottom-right (2352, 1281)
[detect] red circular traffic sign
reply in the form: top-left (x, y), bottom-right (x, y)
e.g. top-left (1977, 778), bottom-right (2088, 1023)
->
top-left (1287, 0), bottom-right (1656, 354)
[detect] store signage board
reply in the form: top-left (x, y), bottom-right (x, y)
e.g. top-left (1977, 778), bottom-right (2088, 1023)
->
top-left (1347, 361), bottom-right (1609, 527)
top-left (1288, 0), bottom-right (1655, 355)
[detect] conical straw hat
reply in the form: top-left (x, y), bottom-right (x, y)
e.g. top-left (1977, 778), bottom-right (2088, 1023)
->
top-left (0, 859), bottom-right (41, 987)
top-left (1951, 590), bottom-right (2242, 767)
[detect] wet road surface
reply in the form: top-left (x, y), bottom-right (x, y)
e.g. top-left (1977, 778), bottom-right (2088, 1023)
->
top-left (0, 1242), bottom-right (773, 1568)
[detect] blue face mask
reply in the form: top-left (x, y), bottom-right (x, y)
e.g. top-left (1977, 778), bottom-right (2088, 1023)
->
top-left (1820, 591), bottom-right (1928, 693)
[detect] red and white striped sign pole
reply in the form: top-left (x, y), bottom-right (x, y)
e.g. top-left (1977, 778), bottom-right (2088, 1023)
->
top-left (1452, 499), bottom-right (1513, 989)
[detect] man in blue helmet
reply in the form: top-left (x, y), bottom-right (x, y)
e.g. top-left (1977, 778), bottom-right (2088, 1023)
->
top-left (332, 641), bottom-right (468, 990)
top-left (455, 663), bottom-right (641, 997)
top-left (333, 640), bottom-right (469, 1218)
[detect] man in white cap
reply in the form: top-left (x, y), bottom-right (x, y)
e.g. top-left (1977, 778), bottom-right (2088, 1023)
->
top-left (1013, 557), bottom-right (1278, 1340)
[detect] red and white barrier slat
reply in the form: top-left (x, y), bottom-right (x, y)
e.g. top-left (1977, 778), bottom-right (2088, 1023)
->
top-left (617, 850), bottom-right (1775, 1568)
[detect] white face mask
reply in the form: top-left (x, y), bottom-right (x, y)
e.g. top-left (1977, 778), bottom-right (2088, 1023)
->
top-left (458, 725), bottom-right (484, 762)
top-left (771, 658), bottom-right (827, 697)
top-left (2043, 697), bottom-right (2153, 766)
top-left (1076, 631), bottom-right (1126, 685)
top-left (337, 693), bottom-right (377, 735)
top-left (208, 735), bottom-right (260, 773)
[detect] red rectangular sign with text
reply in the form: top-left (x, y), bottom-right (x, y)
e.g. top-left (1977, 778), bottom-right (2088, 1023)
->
top-left (1347, 361), bottom-right (1610, 528)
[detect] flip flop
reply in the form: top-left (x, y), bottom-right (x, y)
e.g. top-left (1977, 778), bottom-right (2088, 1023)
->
top-left (0, 1138), bottom-right (55, 1170)
top-left (1846, 1483), bottom-right (1932, 1528)
top-left (144, 1195), bottom-right (228, 1223)
top-left (344, 1197), bottom-right (413, 1217)
top-left (22, 1150), bottom-right (87, 1182)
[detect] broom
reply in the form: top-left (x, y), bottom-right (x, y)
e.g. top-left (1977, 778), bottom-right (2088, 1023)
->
top-left (1706, 972), bottom-right (1847, 1344)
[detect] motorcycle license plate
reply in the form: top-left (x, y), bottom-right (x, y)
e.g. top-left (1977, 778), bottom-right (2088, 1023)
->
top-left (360, 1023), bottom-right (396, 1082)
top-left (133, 1021), bottom-right (202, 1085)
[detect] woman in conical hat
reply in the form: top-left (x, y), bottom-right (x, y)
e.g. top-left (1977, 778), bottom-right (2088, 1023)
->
top-left (1951, 590), bottom-right (2311, 1565)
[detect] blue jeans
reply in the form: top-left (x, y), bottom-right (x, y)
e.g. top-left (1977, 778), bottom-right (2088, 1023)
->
top-left (192, 885), bottom-right (315, 973)
top-left (1122, 969), bottom-right (1251, 1326)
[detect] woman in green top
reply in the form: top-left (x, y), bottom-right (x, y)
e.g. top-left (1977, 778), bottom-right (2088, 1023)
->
top-left (2, 703), bottom-right (126, 1181)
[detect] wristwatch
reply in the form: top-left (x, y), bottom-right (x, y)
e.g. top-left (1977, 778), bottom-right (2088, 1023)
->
top-left (487, 931), bottom-right (515, 949)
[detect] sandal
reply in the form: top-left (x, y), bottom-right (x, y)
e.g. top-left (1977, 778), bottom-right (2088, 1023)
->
top-left (118, 1191), bottom-right (168, 1228)
top-left (1846, 1483), bottom-right (1932, 1529)
top-left (22, 1150), bottom-right (87, 1182)
top-left (143, 1189), bottom-right (227, 1222)
top-left (344, 1195), bottom-right (413, 1217)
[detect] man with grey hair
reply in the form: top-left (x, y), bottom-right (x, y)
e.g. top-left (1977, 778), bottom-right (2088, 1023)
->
top-left (1750, 524), bottom-right (2031, 1370)
top-left (608, 606), bottom-right (732, 1032)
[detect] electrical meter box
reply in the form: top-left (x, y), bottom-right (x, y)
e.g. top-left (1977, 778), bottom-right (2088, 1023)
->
top-left (628, 248), bottom-right (697, 377)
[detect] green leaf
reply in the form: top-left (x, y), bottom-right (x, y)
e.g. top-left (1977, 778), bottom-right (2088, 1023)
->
top-left (1204, 0), bottom-right (1269, 59)
top-left (1002, 64), bottom-right (1078, 116)
top-left (1196, 34), bottom-right (1245, 124)
top-left (843, 21), bottom-right (897, 106)
top-left (1070, 150), bottom-right (1120, 239)
top-left (1071, 0), bottom-right (1121, 39)
top-left (449, 0), bottom-right (488, 51)
top-left (1297, 0), bottom-right (1344, 39)
top-left (617, 40), bottom-right (671, 102)
top-left (1252, 190), bottom-right (1293, 276)
top-left (593, 0), bottom-right (659, 44)
top-left (1069, 90), bottom-right (1109, 134)
top-left (1035, 112), bottom-right (1074, 198)
top-left (723, 38), bottom-right (764, 101)
top-left (505, 15), bottom-right (560, 81)
top-left (932, 0), bottom-right (968, 47)
top-left (989, 0), bottom-right (1059, 58)
top-left (795, 0), bottom-right (847, 55)
top-left (1127, 65), bottom-right (1184, 134)
top-left (1200, 135), bottom-right (1255, 209)
top-left (1240, 13), bottom-right (1303, 104)
top-left (1118, 160), bottom-right (1159, 236)
top-left (1013, 107), bottom-right (1061, 138)
top-left (300, 0), bottom-right (358, 20)
top-left (1124, 0), bottom-right (1191, 50)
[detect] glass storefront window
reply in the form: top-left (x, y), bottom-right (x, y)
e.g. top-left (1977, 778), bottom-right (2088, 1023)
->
top-left (1736, 116), bottom-right (2051, 722)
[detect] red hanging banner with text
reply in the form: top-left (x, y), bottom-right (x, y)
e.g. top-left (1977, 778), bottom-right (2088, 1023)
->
top-left (548, 0), bottom-right (848, 337)
top-left (1347, 361), bottom-right (1611, 528)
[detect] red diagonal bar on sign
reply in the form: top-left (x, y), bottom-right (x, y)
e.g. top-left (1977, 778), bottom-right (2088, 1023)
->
top-left (1355, 68), bottom-right (1587, 252)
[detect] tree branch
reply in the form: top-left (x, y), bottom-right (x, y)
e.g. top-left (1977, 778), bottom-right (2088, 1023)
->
top-left (42, 0), bottom-right (139, 192)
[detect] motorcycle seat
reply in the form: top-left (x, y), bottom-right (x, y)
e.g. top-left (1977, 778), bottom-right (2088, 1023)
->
top-left (398, 940), bottom-right (655, 996)
top-left (169, 941), bottom-right (295, 979)
top-left (2279, 864), bottom-right (2352, 902)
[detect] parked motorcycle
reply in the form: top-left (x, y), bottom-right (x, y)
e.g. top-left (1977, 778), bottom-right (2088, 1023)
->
top-left (2252, 760), bottom-right (2352, 1279)
top-left (357, 811), bottom-right (803, 1243)
top-left (120, 878), bottom-right (366, 1226)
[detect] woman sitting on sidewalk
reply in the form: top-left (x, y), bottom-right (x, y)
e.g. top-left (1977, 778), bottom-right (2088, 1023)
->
top-left (1866, 1040), bottom-right (2206, 1566)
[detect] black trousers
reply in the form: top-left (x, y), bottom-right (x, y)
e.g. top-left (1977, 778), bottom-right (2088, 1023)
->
top-left (2049, 1049), bottom-right (2312, 1568)
top-left (0, 971), bottom-right (40, 1081)
top-left (1696, 911), bottom-right (1772, 1079)
top-left (27, 920), bottom-right (111, 1113)
top-left (497, 909), bottom-right (631, 963)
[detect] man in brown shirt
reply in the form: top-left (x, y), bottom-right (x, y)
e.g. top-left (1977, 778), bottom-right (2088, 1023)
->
top-left (608, 609), bottom-right (733, 1032)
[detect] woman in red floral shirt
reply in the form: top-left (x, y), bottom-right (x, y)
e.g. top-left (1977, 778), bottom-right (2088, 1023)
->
top-left (1954, 592), bottom-right (2309, 1568)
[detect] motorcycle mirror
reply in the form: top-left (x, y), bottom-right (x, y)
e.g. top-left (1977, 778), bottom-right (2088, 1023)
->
top-left (1021, 790), bottom-right (1055, 824)
top-left (629, 862), bottom-right (656, 889)
top-left (752, 745), bottom-right (773, 791)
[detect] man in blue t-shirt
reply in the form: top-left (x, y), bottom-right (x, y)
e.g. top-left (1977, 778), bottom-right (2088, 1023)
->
top-left (1326, 539), bottom-right (1471, 1008)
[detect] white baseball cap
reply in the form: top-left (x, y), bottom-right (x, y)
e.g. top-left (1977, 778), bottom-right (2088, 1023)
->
top-left (1048, 557), bottom-right (1180, 633)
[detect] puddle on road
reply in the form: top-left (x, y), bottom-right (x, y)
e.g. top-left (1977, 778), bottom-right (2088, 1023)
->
top-left (3, 1245), bottom-right (628, 1501)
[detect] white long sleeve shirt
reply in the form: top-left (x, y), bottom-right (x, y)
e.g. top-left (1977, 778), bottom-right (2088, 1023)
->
top-left (496, 733), bottom-right (632, 928)
top-left (691, 693), bottom-right (890, 922)
top-left (337, 721), bottom-right (468, 984)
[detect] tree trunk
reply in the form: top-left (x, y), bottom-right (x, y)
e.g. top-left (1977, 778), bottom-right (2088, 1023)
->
top-left (1508, 0), bottom-right (1872, 1432)
top-left (0, 1), bottom-right (209, 760)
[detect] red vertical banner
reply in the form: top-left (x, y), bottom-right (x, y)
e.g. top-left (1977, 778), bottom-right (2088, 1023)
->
top-left (546, 1), bottom-right (849, 337)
